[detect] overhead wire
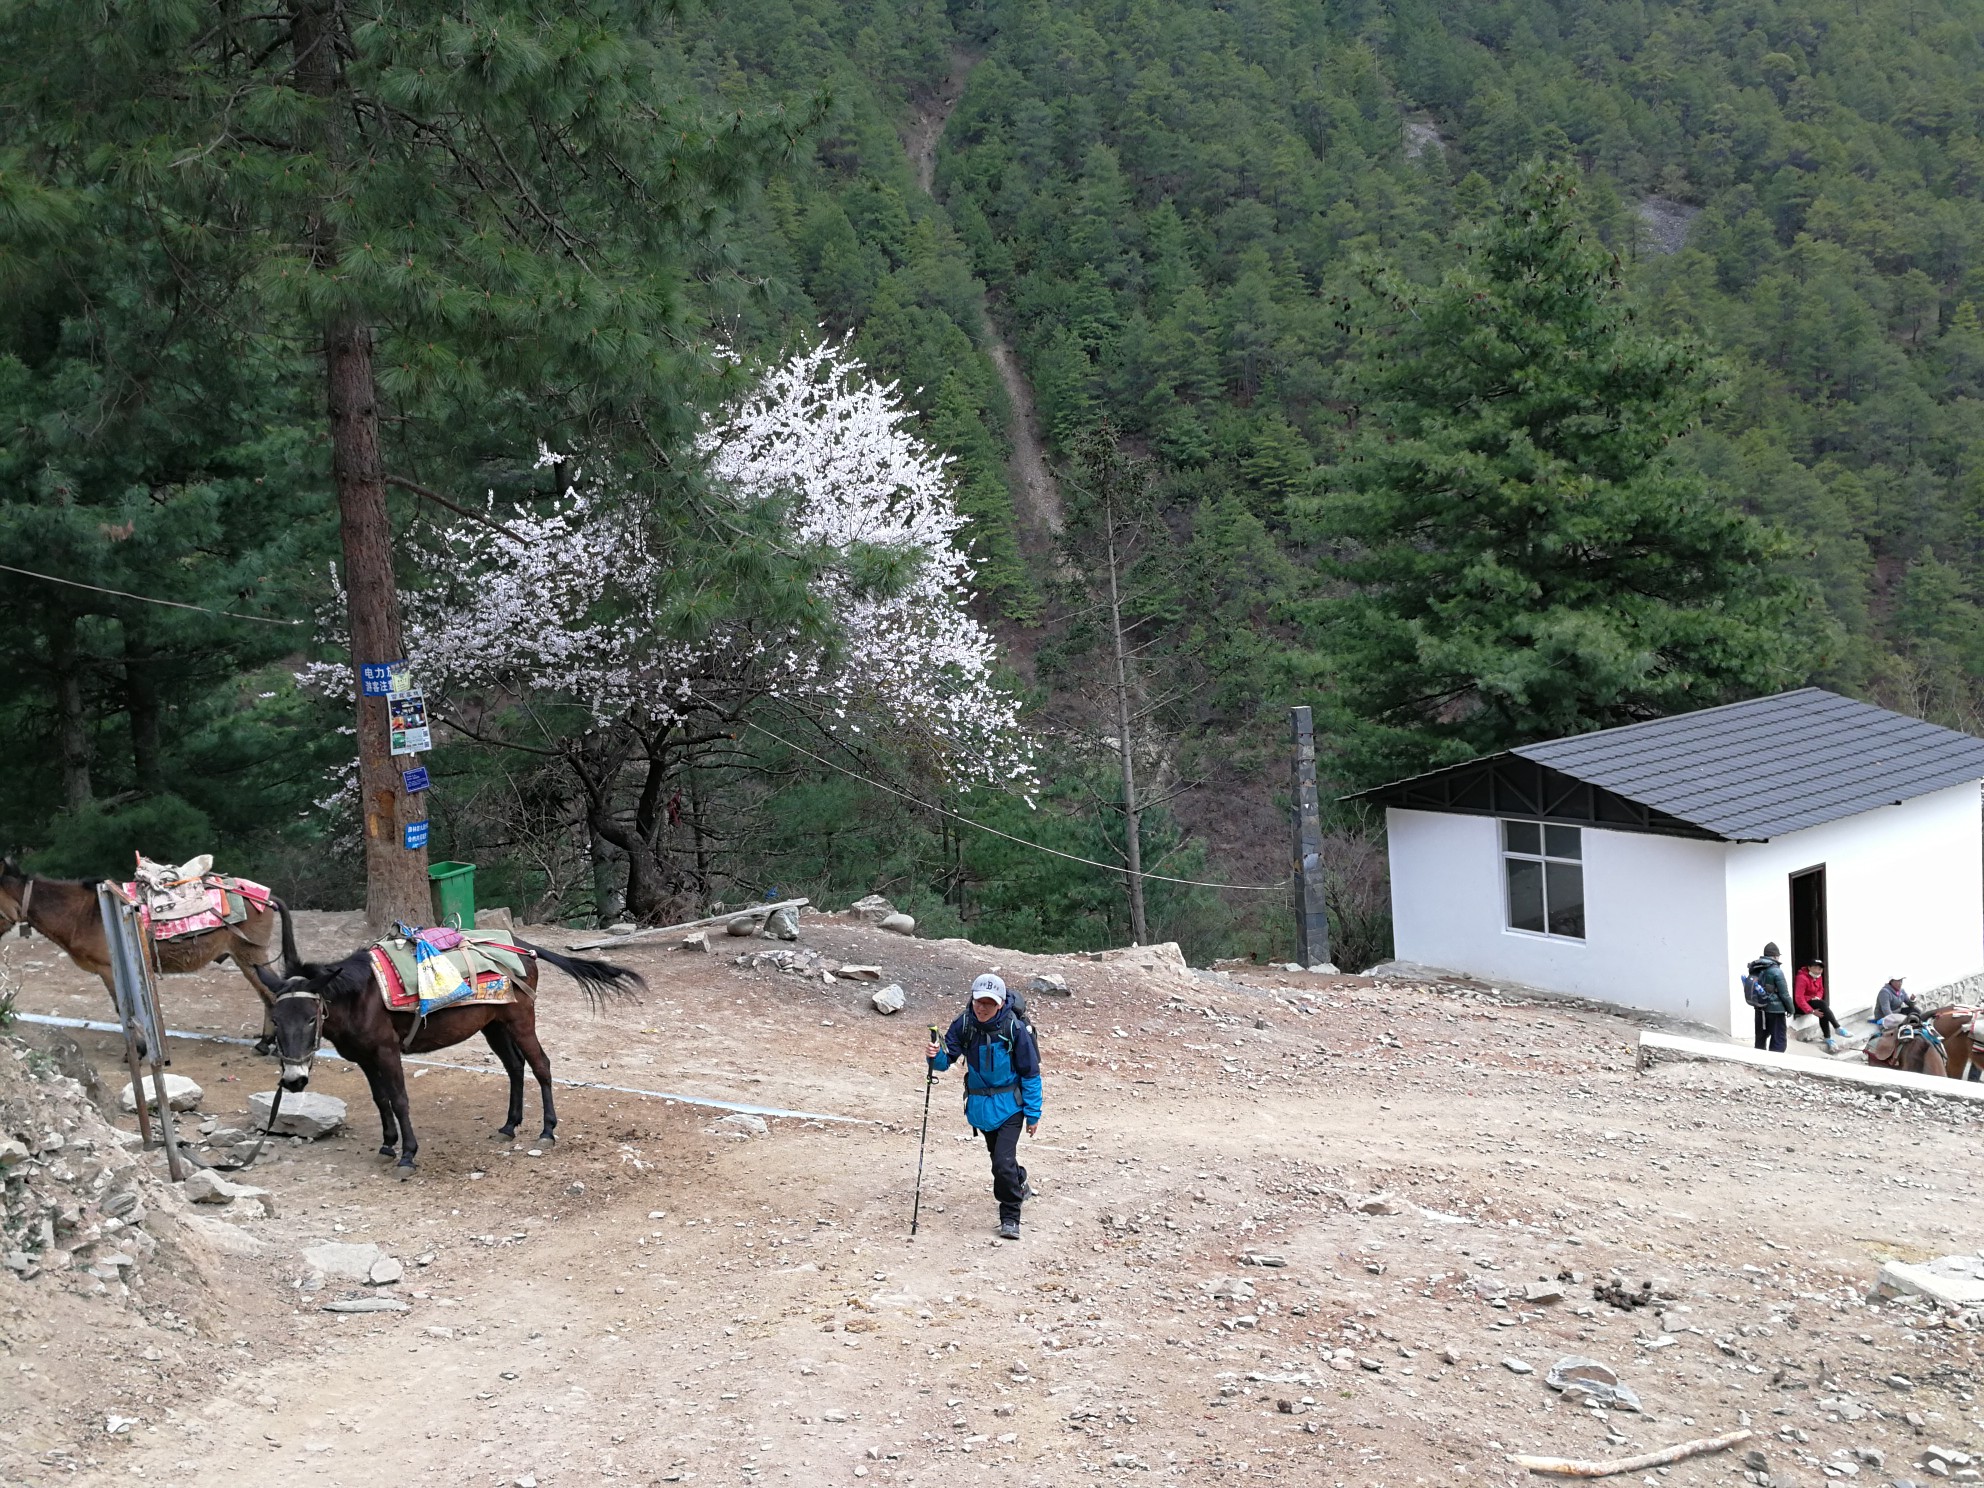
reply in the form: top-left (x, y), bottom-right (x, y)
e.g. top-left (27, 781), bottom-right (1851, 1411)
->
top-left (728, 710), bottom-right (1292, 893)
top-left (0, 562), bottom-right (305, 626)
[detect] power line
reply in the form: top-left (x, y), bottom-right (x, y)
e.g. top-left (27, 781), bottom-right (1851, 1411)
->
top-left (0, 562), bottom-right (305, 627)
top-left (731, 712), bottom-right (1291, 894)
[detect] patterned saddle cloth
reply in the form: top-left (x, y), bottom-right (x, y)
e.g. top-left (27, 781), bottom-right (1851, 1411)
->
top-left (124, 855), bottom-right (272, 942)
top-left (369, 928), bottom-right (535, 1016)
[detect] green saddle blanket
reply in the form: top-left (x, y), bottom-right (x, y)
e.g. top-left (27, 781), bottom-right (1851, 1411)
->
top-left (372, 931), bottom-right (534, 1014)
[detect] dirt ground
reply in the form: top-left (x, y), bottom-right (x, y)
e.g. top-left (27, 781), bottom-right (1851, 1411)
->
top-left (3, 910), bottom-right (1983, 1488)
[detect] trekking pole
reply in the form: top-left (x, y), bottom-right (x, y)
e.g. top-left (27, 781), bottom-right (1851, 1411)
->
top-left (910, 1026), bottom-right (938, 1236)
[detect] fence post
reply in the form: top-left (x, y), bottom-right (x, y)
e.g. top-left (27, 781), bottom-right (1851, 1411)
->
top-left (1290, 705), bottom-right (1331, 970)
top-left (96, 884), bottom-right (185, 1181)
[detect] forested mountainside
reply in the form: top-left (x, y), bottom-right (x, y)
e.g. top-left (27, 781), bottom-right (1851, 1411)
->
top-left (4, 0), bottom-right (1984, 966)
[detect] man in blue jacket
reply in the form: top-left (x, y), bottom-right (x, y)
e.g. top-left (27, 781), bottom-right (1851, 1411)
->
top-left (927, 974), bottom-right (1043, 1240)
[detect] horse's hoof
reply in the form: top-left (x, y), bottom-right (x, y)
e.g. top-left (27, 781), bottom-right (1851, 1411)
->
top-left (379, 1146), bottom-right (398, 1159)
top-left (253, 1037), bottom-right (276, 1057)
top-left (396, 1158), bottom-right (416, 1176)
top-left (537, 1130), bottom-right (556, 1144)
top-left (496, 1126), bottom-right (516, 1140)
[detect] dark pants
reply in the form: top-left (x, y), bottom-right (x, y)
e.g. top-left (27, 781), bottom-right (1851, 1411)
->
top-left (1754, 1009), bottom-right (1787, 1052)
top-left (1808, 997), bottom-right (1840, 1039)
top-left (982, 1113), bottom-right (1028, 1225)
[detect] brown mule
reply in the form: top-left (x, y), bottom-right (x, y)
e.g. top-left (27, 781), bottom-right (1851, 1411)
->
top-left (1926, 1006), bottom-right (1984, 1082)
top-left (0, 859), bottom-right (301, 1051)
top-left (269, 939), bottom-right (645, 1170)
top-left (1865, 1011), bottom-right (1950, 1078)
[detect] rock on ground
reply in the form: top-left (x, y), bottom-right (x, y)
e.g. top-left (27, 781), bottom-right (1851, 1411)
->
top-left (246, 1089), bottom-right (346, 1138)
top-left (871, 984), bottom-right (906, 1015)
top-left (119, 1074), bottom-right (202, 1113)
top-left (303, 1241), bottom-right (385, 1281)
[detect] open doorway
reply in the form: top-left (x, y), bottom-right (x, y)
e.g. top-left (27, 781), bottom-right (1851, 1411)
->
top-left (1790, 866), bottom-right (1828, 980)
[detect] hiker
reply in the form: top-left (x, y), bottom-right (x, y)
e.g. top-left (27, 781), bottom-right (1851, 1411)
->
top-left (1794, 958), bottom-right (1841, 1050)
top-left (1745, 942), bottom-right (1794, 1053)
top-left (926, 973), bottom-right (1042, 1241)
top-left (1873, 976), bottom-right (1915, 1026)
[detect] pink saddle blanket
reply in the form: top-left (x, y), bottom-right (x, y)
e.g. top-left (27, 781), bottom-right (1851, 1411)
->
top-left (121, 876), bottom-right (273, 943)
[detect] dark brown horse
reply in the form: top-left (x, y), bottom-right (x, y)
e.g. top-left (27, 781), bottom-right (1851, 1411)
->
top-left (269, 939), bottom-right (644, 1170)
top-left (0, 859), bottom-right (300, 1051)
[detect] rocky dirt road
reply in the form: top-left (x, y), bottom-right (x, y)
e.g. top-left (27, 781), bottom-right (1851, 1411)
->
top-left (3, 912), bottom-right (1982, 1488)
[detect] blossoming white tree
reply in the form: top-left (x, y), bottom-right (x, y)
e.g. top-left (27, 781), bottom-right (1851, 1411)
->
top-left (401, 343), bottom-right (1029, 919)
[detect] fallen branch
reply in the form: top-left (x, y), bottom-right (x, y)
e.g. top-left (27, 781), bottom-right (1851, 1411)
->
top-left (1509, 1428), bottom-right (1752, 1478)
top-left (567, 897), bottom-right (810, 952)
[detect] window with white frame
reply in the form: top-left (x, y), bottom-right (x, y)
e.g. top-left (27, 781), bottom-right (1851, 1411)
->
top-left (1503, 820), bottom-right (1584, 939)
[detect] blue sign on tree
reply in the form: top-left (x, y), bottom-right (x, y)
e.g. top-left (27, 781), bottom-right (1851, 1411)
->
top-left (402, 766), bottom-right (430, 794)
top-left (360, 659), bottom-right (407, 697)
top-left (404, 820), bottom-right (430, 851)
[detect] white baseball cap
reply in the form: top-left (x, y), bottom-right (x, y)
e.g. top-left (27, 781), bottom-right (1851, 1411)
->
top-left (970, 974), bottom-right (1007, 1005)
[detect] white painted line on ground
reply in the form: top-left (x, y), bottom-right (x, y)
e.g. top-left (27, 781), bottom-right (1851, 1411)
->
top-left (1638, 1029), bottom-right (1984, 1103)
top-left (12, 1012), bottom-right (865, 1123)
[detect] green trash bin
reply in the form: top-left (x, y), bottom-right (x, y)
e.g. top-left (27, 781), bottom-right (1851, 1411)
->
top-left (428, 861), bottom-right (476, 929)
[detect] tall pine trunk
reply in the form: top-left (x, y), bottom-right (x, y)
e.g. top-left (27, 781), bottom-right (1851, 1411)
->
top-left (123, 623), bottom-right (163, 795)
top-left (50, 614), bottom-right (92, 809)
top-left (295, 1), bottom-right (429, 928)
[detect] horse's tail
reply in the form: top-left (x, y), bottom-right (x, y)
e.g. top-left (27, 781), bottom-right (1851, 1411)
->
top-left (516, 939), bottom-right (647, 1010)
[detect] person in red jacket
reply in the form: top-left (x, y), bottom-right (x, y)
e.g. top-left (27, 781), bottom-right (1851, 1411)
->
top-left (1794, 959), bottom-right (1841, 1050)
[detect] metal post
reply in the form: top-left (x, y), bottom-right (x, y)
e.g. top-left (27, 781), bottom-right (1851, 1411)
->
top-left (95, 885), bottom-right (184, 1180)
top-left (1290, 706), bottom-right (1331, 971)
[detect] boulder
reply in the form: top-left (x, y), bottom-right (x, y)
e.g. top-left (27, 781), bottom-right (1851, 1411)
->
top-left (120, 1074), bottom-right (202, 1113)
top-left (708, 1113), bottom-right (769, 1140)
top-left (725, 915), bottom-right (760, 938)
top-left (680, 931), bottom-right (710, 953)
top-left (871, 984), bottom-right (907, 1016)
top-left (840, 964), bottom-right (885, 982)
top-left (607, 922), bottom-right (636, 936)
top-left (368, 1256), bottom-right (404, 1286)
top-left (850, 894), bottom-right (895, 924)
top-left (1351, 1192), bottom-right (1400, 1215)
top-left (879, 913), bottom-right (916, 936)
top-left (1873, 1257), bottom-right (1984, 1309)
top-left (303, 1241), bottom-right (386, 1281)
top-left (0, 1138), bottom-right (29, 1169)
top-left (247, 1090), bottom-right (346, 1139)
top-left (766, 906), bottom-right (801, 940)
top-left (1031, 973), bottom-right (1071, 996)
top-left (182, 1170), bottom-right (274, 1211)
top-left (473, 907), bottom-right (515, 932)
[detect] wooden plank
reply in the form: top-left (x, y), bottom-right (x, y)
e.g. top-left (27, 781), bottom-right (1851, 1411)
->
top-left (1637, 1030), bottom-right (1984, 1103)
top-left (567, 897), bottom-right (811, 953)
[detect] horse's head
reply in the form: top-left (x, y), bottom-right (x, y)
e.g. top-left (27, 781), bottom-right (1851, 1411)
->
top-left (269, 978), bottom-right (326, 1091)
top-left (0, 859), bottom-right (28, 931)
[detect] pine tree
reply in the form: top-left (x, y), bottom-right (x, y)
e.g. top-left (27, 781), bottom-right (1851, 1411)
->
top-left (0, 2), bottom-right (812, 925)
top-left (1306, 163), bottom-right (1797, 783)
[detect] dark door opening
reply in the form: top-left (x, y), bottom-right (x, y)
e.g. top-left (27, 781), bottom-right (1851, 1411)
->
top-left (1790, 866), bottom-right (1828, 981)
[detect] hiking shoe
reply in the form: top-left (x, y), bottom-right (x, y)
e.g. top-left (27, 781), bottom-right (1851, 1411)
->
top-left (1021, 1181), bottom-right (1035, 1202)
top-left (998, 1219), bottom-right (1021, 1240)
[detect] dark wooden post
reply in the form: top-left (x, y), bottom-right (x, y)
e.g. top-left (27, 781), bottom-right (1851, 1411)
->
top-left (1290, 705), bottom-right (1331, 970)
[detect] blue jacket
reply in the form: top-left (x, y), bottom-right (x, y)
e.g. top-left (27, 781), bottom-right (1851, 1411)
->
top-left (934, 1006), bottom-right (1042, 1132)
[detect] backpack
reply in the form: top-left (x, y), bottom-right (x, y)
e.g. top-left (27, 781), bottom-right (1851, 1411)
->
top-left (1741, 963), bottom-right (1774, 1010)
top-left (958, 987), bottom-right (1034, 1052)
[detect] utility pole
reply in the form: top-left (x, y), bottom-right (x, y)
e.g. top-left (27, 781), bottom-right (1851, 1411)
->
top-left (1105, 500), bottom-right (1148, 947)
top-left (1290, 705), bottom-right (1330, 970)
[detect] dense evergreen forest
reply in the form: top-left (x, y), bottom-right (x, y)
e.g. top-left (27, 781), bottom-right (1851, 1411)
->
top-left (5, 0), bottom-right (1984, 966)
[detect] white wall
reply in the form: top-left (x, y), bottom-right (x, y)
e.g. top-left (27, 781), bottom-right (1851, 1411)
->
top-left (1386, 783), bottom-right (1984, 1036)
top-left (1721, 782), bottom-right (1984, 1030)
top-left (1386, 808), bottom-right (1733, 1027)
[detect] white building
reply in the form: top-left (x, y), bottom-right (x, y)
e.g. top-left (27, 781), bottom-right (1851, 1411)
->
top-left (1359, 689), bottom-right (1984, 1033)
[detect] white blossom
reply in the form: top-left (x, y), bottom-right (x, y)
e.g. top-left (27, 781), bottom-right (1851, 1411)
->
top-left (397, 343), bottom-right (1031, 788)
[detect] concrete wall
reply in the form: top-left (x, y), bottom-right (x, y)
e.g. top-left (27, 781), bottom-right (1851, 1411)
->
top-left (1386, 783), bottom-right (1984, 1036)
top-left (1721, 782), bottom-right (1984, 1031)
top-left (1386, 808), bottom-right (1732, 1027)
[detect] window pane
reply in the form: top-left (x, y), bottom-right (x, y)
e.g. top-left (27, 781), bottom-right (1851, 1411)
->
top-left (1544, 824), bottom-right (1581, 860)
top-left (1503, 820), bottom-right (1540, 855)
top-left (1546, 862), bottom-right (1585, 938)
top-left (1507, 859), bottom-right (1545, 932)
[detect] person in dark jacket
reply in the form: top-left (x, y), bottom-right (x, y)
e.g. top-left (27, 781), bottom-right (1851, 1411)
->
top-left (1748, 942), bottom-right (1794, 1053)
top-left (1873, 976), bottom-right (1916, 1026)
top-left (927, 973), bottom-right (1043, 1240)
top-left (1793, 959), bottom-right (1841, 1050)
